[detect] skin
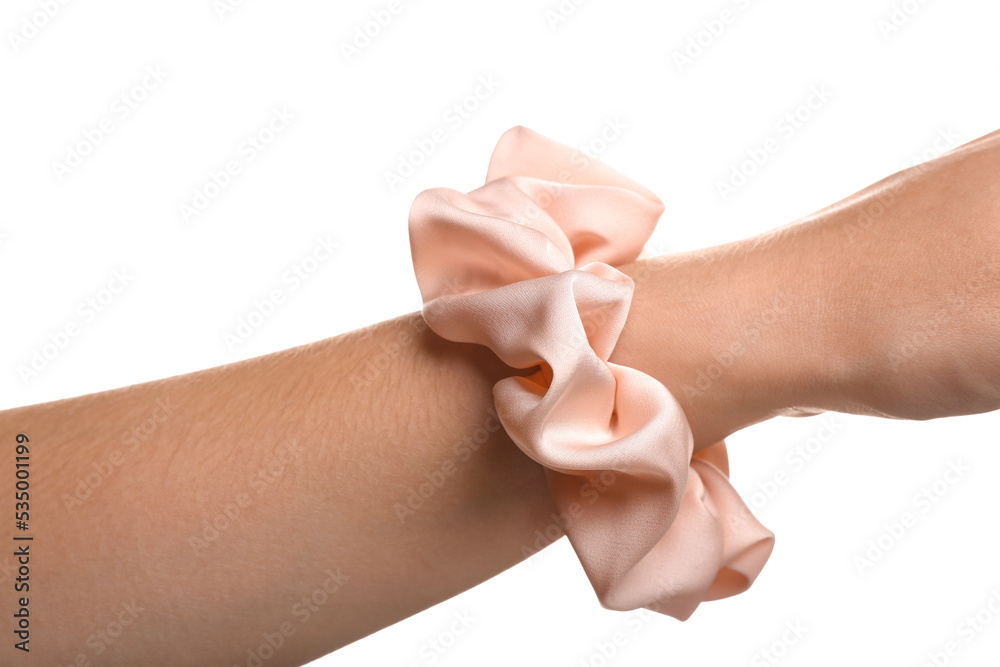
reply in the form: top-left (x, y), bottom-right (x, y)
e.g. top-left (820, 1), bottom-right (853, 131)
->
top-left (620, 125), bottom-right (1000, 444)
top-left (1, 130), bottom-right (998, 665)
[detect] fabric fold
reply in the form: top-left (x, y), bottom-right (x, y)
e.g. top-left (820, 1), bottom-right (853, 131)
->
top-left (408, 125), bottom-right (773, 619)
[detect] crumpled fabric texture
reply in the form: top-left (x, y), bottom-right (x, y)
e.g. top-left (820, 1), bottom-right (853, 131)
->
top-left (408, 126), bottom-right (773, 620)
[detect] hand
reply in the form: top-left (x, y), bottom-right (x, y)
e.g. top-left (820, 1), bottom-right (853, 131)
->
top-left (611, 129), bottom-right (1000, 450)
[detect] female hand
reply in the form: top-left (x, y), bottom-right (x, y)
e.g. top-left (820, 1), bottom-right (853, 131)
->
top-left (612, 129), bottom-right (1000, 450)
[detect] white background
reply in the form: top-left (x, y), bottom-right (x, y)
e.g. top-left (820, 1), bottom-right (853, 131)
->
top-left (2, 0), bottom-right (1000, 665)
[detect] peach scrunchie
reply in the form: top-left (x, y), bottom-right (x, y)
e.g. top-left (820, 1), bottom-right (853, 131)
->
top-left (408, 126), bottom-right (773, 620)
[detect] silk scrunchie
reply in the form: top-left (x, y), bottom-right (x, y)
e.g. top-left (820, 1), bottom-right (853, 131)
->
top-left (408, 126), bottom-right (774, 620)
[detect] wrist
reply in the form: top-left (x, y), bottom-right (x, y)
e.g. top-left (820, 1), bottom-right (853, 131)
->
top-left (611, 242), bottom-right (835, 450)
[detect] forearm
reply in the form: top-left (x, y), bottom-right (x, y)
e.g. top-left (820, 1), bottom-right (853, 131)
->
top-left (0, 239), bottom-right (874, 664)
top-left (744, 130), bottom-right (1000, 420)
top-left (5, 129), bottom-right (998, 663)
top-left (616, 128), bottom-right (1000, 441)
top-left (2, 249), bottom-right (795, 664)
top-left (1, 314), bottom-right (557, 665)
